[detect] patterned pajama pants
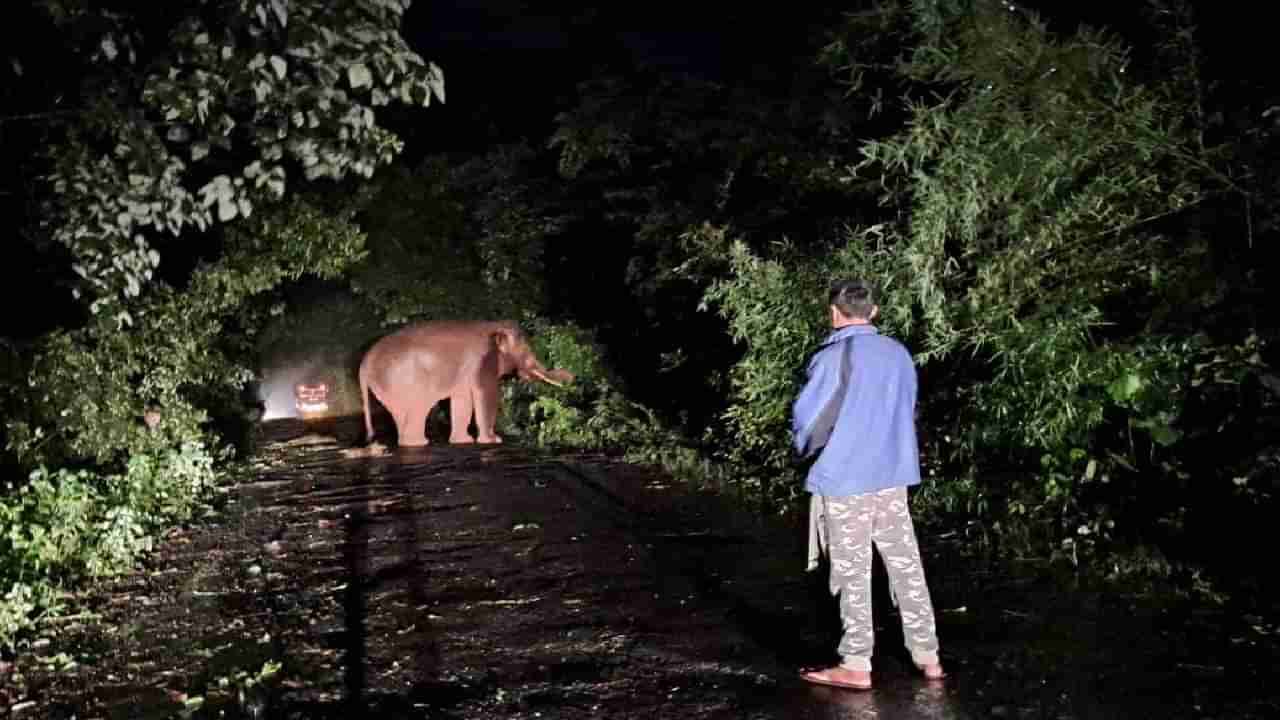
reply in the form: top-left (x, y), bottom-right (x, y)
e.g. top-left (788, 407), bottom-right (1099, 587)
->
top-left (818, 487), bottom-right (940, 671)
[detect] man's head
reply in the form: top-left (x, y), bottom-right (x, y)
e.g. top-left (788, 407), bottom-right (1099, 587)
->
top-left (829, 279), bottom-right (878, 327)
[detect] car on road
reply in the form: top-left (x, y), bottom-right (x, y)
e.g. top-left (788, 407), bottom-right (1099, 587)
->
top-left (294, 377), bottom-right (332, 419)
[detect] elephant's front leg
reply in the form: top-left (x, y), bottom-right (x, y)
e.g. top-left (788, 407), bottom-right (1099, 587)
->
top-left (448, 388), bottom-right (476, 444)
top-left (472, 377), bottom-right (502, 444)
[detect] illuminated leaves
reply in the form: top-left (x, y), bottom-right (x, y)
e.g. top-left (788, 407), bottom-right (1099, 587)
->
top-left (347, 62), bottom-right (372, 89)
top-left (40, 0), bottom-right (446, 313)
top-left (819, 0), bottom-right (1224, 450)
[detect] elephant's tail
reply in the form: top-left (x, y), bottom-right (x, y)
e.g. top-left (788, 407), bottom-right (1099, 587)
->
top-left (359, 362), bottom-right (374, 443)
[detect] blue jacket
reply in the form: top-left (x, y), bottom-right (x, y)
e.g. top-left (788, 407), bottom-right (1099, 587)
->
top-left (791, 324), bottom-right (921, 496)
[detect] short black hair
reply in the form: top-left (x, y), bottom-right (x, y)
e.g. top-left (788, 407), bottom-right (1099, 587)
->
top-left (829, 279), bottom-right (877, 320)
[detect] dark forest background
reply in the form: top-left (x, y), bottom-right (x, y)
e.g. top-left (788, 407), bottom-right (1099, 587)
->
top-left (1, 0), bottom-right (1277, 649)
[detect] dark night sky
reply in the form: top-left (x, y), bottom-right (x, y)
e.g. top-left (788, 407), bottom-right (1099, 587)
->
top-left (392, 0), bottom-right (837, 153)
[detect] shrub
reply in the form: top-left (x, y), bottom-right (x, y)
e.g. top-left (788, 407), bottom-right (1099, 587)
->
top-left (495, 320), bottom-right (723, 486)
top-left (0, 200), bottom-right (366, 649)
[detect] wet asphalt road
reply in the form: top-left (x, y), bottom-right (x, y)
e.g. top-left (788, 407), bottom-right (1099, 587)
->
top-left (5, 417), bottom-right (1277, 719)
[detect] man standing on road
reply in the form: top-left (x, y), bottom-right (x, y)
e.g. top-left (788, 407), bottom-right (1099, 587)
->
top-left (792, 279), bottom-right (944, 691)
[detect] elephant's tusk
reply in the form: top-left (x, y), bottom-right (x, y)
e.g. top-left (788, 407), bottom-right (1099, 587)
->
top-left (528, 368), bottom-right (564, 387)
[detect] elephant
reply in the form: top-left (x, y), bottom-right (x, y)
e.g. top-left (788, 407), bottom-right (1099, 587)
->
top-left (359, 320), bottom-right (574, 447)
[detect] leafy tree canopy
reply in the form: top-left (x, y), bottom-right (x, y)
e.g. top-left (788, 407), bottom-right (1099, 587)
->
top-left (34, 0), bottom-right (444, 323)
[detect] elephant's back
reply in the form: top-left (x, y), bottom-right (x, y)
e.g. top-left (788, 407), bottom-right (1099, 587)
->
top-left (384, 320), bottom-right (505, 347)
top-left (400, 319), bottom-right (492, 335)
top-left (362, 320), bottom-right (505, 378)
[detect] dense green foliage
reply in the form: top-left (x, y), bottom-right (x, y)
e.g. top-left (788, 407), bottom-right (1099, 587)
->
top-left (700, 0), bottom-right (1277, 577)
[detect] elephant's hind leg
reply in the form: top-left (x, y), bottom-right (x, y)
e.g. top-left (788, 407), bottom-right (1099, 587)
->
top-left (396, 394), bottom-right (438, 447)
top-left (374, 388), bottom-right (425, 447)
